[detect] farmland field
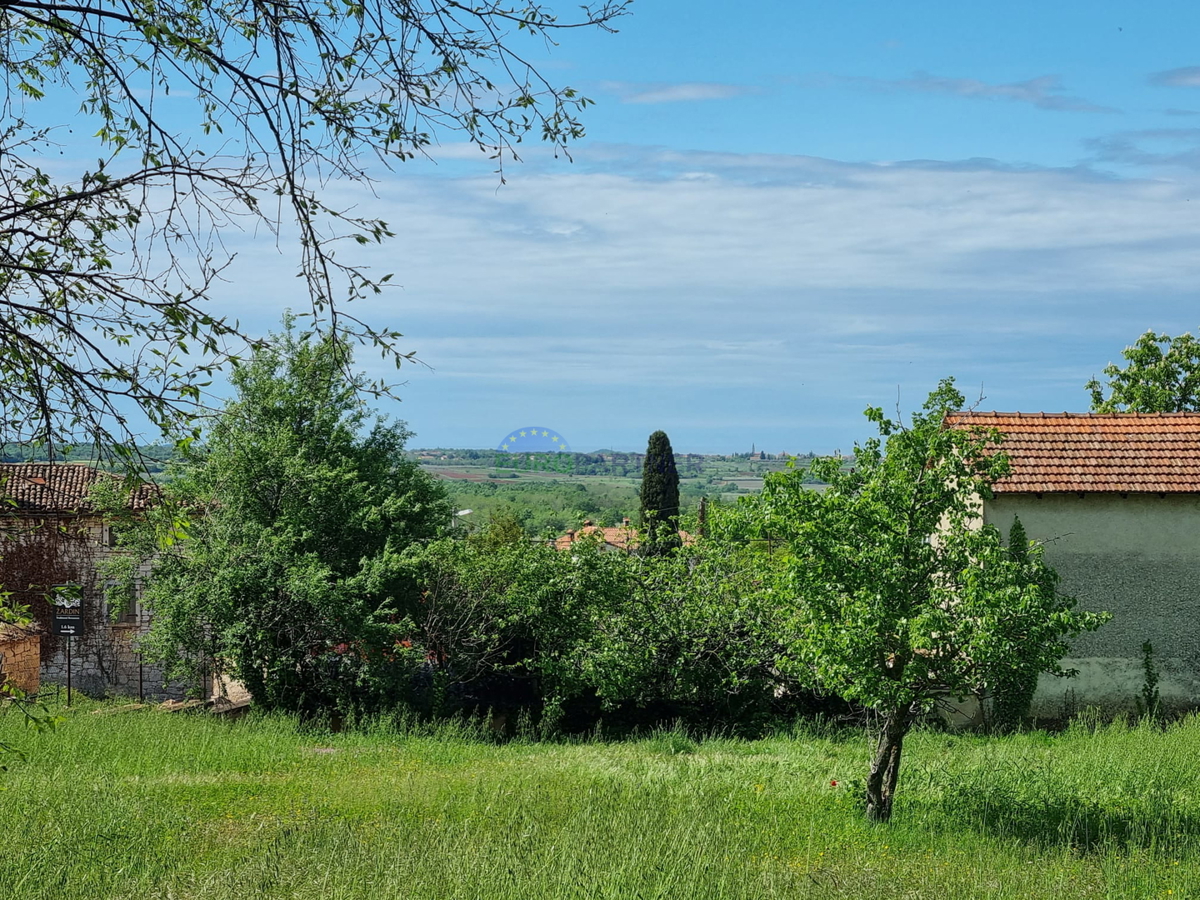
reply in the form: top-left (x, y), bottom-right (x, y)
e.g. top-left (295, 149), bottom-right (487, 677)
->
top-left (3, 700), bottom-right (1200, 898)
top-left (417, 451), bottom-right (802, 537)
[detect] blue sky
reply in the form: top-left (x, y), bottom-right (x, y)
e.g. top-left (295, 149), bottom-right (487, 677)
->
top-left (54, 1), bottom-right (1200, 453)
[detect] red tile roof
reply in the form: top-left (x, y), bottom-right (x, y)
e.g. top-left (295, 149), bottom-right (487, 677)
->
top-left (0, 463), bottom-right (156, 512)
top-left (555, 521), bottom-right (695, 551)
top-left (555, 524), bottom-right (639, 551)
top-left (945, 412), bottom-right (1200, 493)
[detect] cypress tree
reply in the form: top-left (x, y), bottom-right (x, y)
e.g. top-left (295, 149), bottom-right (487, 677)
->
top-left (640, 430), bottom-right (680, 552)
top-left (991, 516), bottom-right (1038, 731)
top-left (1007, 516), bottom-right (1029, 564)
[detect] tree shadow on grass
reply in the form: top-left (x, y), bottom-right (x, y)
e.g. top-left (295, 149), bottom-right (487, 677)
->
top-left (926, 782), bottom-right (1200, 854)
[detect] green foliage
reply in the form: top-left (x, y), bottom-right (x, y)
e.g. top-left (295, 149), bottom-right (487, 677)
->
top-left (426, 447), bottom-right (706, 478)
top-left (106, 321), bottom-right (451, 716)
top-left (466, 511), bottom-right (529, 551)
top-left (1087, 330), bottom-right (1200, 412)
top-left (1007, 516), bottom-right (1029, 565)
top-left (1138, 641), bottom-right (1162, 723)
top-left (445, 480), bottom-right (641, 538)
top-left (571, 535), bottom-right (787, 729)
top-left (989, 517), bottom-right (1046, 732)
top-left (424, 446), bottom-right (813, 483)
top-left (394, 524), bottom-right (788, 732)
top-left (726, 378), bottom-right (1109, 821)
top-left (640, 430), bottom-right (681, 553)
top-left (397, 534), bottom-right (632, 722)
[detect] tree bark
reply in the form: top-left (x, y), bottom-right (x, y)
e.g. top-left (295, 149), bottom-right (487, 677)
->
top-left (865, 705), bottom-right (912, 822)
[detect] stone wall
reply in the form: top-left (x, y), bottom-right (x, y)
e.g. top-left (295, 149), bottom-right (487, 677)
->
top-left (0, 626), bottom-right (41, 695)
top-left (0, 513), bottom-right (186, 700)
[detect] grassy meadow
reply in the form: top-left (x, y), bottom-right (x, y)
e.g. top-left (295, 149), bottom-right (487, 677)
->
top-left (2, 701), bottom-right (1200, 898)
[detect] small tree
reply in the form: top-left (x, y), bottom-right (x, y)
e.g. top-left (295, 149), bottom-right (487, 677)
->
top-left (737, 379), bottom-right (1106, 822)
top-left (115, 320), bottom-right (450, 715)
top-left (1087, 330), bottom-right (1200, 412)
top-left (988, 517), bottom-right (1046, 731)
top-left (639, 430), bottom-right (681, 553)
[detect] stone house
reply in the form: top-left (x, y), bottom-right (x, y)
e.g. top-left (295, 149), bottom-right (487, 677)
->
top-left (0, 463), bottom-right (174, 698)
top-left (947, 411), bottom-right (1200, 717)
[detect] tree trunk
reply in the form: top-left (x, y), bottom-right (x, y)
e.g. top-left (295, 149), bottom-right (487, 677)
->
top-left (865, 705), bottom-right (912, 823)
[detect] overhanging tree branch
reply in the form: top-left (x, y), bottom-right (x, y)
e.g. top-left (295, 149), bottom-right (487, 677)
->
top-left (0, 0), bottom-right (629, 457)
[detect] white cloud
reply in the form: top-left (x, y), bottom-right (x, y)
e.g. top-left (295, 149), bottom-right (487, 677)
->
top-left (318, 149), bottom-right (1200, 305)
top-left (202, 145), bottom-right (1200, 449)
top-left (1151, 67), bottom-right (1200, 88)
top-left (825, 72), bottom-right (1117, 114)
top-left (399, 336), bottom-right (791, 388)
top-left (599, 81), bottom-right (760, 104)
top-left (1087, 128), bottom-right (1200, 168)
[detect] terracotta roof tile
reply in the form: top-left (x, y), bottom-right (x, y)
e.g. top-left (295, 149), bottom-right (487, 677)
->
top-left (0, 463), bottom-right (156, 512)
top-left (945, 412), bottom-right (1200, 493)
top-left (555, 523), bottom-right (695, 551)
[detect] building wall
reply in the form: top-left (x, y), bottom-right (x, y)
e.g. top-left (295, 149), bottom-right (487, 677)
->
top-left (0, 513), bottom-right (185, 700)
top-left (983, 492), bottom-right (1200, 716)
top-left (0, 632), bottom-right (41, 695)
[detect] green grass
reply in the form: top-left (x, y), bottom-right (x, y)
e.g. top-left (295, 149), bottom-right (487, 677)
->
top-left (3, 702), bottom-right (1200, 898)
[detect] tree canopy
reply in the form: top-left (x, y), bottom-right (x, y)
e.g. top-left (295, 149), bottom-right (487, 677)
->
top-left (0, 0), bottom-right (628, 454)
top-left (639, 429), bottom-right (680, 552)
top-left (725, 379), bottom-right (1106, 821)
top-left (1087, 330), bottom-right (1200, 413)
top-left (105, 321), bottom-right (451, 715)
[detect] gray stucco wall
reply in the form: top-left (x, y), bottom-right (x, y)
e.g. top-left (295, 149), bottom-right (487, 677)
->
top-left (984, 493), bottom-right (1200, 717)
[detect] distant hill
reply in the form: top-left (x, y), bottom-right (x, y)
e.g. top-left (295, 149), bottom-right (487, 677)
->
top-left (413, 447), bottom-right (829, 483)
top-left (0, 443), bottom-right (178, 474)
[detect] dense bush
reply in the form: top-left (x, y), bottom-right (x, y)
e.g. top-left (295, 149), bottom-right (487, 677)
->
top-left (394, 518), bottom-right (796, 734)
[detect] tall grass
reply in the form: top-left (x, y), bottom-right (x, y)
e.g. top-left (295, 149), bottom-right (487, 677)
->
top-left (2, 700), bottom-right (1199, 898)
